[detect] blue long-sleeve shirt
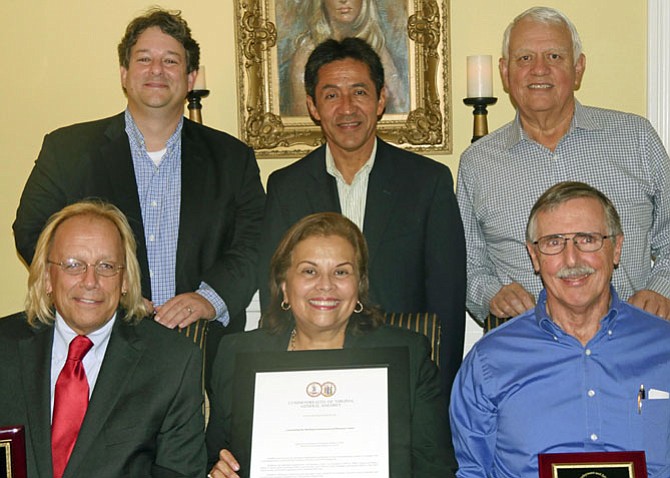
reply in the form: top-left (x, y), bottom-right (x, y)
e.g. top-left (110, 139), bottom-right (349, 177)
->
top-left (450, 288), bottom-right (670, 478)
top-left (125, 110), bottom-right (228, 324)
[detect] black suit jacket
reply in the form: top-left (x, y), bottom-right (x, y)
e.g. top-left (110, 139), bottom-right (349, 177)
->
top-left (13, 113), bottom-right (266, 329)
top-left (205, 325), bottom-right (456, 478)
top-left (257, 139), bottom-right (466, 389)
top-left (0, 313), bottom-right (206, 477)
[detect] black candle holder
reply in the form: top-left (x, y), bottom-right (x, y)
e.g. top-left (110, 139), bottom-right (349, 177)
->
top-left (187, 89), bottom-right (210, 124)
top-left (463, 97), bottom-right (497, 143)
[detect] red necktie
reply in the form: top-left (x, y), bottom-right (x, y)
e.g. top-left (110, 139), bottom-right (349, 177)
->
top-left (51, 335), bottom-right (93, 478)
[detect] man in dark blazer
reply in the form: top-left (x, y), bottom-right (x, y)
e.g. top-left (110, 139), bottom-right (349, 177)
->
top-left (12, 8), bottom-right (265, 376)
top-left (0, 201), bottom-right (205, 477)
top-left (258, 38), bottom-right (466, 392)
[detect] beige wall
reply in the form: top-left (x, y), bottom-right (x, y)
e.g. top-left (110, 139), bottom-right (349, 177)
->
top-left (0, 1), bottom-right (646, 315)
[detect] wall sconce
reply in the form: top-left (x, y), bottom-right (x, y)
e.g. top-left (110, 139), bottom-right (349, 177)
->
top-left (464, 56), bottom-right (497, 143)
top-left (188, 66), bottom-right (210, 124)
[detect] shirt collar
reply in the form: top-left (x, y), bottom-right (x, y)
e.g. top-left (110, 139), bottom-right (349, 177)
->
top-left (54, 310), bottom-right (117, 361)
top-left (325, 139), bottom-right (377, 182)
top-left (504, 100), bottom-right (601, 151)
top-left (124, 108), bottom-right (183, 151)
top-left (535, 285), bottom-right (621, 338)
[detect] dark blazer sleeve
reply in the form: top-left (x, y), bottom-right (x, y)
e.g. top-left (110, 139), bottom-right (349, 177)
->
top-left (152, 337), bottom-right (206, 475)
top-left (363, 142), bottom-right (466, 396)
top-left (13, 126), bottom-right (96, 264)
top-left (256, 171), bottom-right (290, 311)
top-left (180, 122), bottom-right (266, 319)
top-left (409, 333), bottom-right (457, 478)
top-left (205, 333), bottom-right (238, 463)
top-left (425, 163), bottom-right (466, 395)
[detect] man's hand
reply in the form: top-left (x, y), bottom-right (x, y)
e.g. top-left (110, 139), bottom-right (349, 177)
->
top-left (628, 289), bottom-right (670, 320)
top-left (489, 282), bottom-right (536, 319)
top-left (208, 449), bottom-right (241, 478)
top-left (154, 292), bottom-right (216, 329)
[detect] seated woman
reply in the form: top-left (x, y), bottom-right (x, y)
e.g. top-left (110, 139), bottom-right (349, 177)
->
top-left (205, 212), bottom-right (455, 478)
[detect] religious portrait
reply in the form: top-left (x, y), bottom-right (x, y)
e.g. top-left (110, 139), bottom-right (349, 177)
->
top-left (275, 0), bottom-right (411, 116)
top-left (234, 0), bottom-right (451, 158)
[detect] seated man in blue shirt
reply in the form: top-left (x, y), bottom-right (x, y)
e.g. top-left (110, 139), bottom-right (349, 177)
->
top-left (450, 181), bottom-right (670, 478)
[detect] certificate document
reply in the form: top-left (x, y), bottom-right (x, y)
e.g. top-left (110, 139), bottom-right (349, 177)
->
top-left (250, 367), bottom-right (388, 477)
top-left (229, 347), bottom-right (410, 478)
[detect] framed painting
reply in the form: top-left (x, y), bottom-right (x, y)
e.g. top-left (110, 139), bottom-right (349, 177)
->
top-left (234, 0), bottom-right (452, 158)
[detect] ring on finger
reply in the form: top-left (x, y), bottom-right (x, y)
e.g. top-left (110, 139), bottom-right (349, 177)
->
top-left (186, 306), bottom-right (193, 314)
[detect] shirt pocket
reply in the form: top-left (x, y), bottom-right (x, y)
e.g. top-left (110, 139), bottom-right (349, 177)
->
top-left (629, 397), bottom-right (670, 463)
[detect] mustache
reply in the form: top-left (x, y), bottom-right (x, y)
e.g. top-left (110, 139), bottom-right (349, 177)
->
top-left (556, 265), bottom-right (595, 279)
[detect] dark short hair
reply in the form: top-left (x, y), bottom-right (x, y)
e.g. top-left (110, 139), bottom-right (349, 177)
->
top-left (304, 37), bottom-right (384, 102)
top-left (118, 7), bottom-right (200, 73)
top-left (263, 212), bottom-right (384, 335)
top-left (526, 181), bottom-right (623, 242)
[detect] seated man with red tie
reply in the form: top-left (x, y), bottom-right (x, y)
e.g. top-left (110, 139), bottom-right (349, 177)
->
top-left (0, 200), bottom-right (205, 478)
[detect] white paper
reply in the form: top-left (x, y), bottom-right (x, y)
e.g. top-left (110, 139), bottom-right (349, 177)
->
top-left (250, 367), bottom-right (388, 478)
top-left (648, 388), bottom-right (670, 399)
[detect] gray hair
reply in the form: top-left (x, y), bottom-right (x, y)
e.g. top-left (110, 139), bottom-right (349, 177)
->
top-left (502, 6), bottom-right (583, 65)
top-left (526, 181), bottom-right (623, 243)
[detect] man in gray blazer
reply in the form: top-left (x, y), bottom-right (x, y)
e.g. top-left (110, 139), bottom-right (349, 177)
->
top-left (13, 8), bottom-right (265, 380)
top-left (258, 38), bottom-right (466, 393)
top-left (0, 201), bottom-right (205, 477)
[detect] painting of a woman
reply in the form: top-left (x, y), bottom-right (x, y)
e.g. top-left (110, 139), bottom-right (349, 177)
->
top-left (278, 0), bottom-right (410, 116)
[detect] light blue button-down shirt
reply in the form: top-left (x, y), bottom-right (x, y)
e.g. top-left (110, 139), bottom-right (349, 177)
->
top-left (450, 288), bottom-right (670, 478)
top-left (457, 102), bottom-right (670, 321)
top-left (125, 110), bottom-right (228, 324)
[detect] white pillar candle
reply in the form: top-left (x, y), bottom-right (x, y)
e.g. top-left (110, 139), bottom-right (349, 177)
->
top-left (194, 65), bottom-right (207, 90)
top-left (466, 55), bottom-right (493, 98)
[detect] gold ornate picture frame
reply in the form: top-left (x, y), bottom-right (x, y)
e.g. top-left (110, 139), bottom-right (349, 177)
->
top-left (234, 0), bottom-right (452, 158)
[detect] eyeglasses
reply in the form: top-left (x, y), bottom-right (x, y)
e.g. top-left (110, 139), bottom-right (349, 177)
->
top-left (532, 232), bottom-right (612, 255)
top-left (47, 258), bottom-right (125, 277)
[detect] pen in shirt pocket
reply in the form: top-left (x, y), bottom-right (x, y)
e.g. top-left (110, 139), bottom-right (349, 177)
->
top-left (637, 384), bottom-right (645, 414)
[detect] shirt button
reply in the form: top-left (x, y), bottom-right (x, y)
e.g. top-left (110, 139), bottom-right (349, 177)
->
top-left (585, 349), bottom-right (592, 356)
top-left (588, 389), bottom-right (595, 397)
top-left (149, 270), bottom-right (154, 278)
top-left (149, 234), bottom-right (155, 242)
top-left (608, 330), bottom-right (613, 336)
top-left (151, 200), bottom-right (158, 207)
top-left (590, 433), bottom-right (598, 441)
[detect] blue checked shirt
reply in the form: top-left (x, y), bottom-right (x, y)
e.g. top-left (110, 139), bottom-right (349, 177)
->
top-left (457, 101), bottom-right (670, 321)
top-left (450, 288), bottom-right (670, 478)
top-left (125, 110), bottom-right (228, 324)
